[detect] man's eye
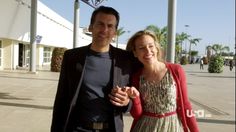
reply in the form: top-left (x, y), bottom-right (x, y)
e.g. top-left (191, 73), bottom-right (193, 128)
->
top-left (108, 25), bottom-right (115, 30)
top-left (96, 23), bottom-right (103, 26)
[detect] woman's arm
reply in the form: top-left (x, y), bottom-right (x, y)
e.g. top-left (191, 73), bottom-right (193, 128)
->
top-left (178, 66), bottom-right (199, 132)
top-left (126, 86), bottom-right (142, 119)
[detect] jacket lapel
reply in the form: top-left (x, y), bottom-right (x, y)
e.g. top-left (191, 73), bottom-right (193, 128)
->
top-left (110, 46), bottom-right (120, 88)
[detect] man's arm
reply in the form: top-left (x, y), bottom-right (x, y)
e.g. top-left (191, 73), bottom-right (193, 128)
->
top-left (51, 51), bottom-right (70, 132)
top-left (109, 86), bottom-right (130, 107)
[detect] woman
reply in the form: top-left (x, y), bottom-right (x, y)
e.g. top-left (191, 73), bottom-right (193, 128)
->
top-left (126, 30), bottom-right (199, 132)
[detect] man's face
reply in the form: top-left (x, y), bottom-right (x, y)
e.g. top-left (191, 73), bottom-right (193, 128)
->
top-left (89, 12), bottom-right (117, 47)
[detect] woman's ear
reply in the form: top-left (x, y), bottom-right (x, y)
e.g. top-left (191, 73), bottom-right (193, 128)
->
top-left (133, 51), bottom-right (137, 57)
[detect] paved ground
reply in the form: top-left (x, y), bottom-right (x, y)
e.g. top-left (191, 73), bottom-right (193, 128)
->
top-left (0, 64), bottom-right (235, 132)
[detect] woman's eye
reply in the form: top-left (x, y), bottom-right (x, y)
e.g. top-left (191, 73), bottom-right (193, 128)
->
top-left (138, 47), bottom-right (145, 50)
top-left (149, 44), bottom-right (154, 48)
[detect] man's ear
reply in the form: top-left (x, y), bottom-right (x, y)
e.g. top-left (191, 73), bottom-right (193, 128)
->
top-left (88, 25), bottom-right (92, 32)
top-left (113, 30), bottom-right (118, 38)
top-left (113, 33), bottom-right (117, 41)
top-left (114, 32), bottom-right (118, 37)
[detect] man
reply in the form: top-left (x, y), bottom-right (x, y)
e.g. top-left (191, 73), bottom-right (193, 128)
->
top-left (229, 59), bottom-right (234, 71)
top-left (51, 6), bottom-right (140, 132)
top-left (200, 58), bottom-right (204, 70)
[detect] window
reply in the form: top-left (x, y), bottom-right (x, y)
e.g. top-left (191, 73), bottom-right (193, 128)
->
top-left (43, 47), bottom-right (51, 63)
top-left (0, 40), bottom-right (2, 66)
top-left (25, 45), bottom-right (30, 66)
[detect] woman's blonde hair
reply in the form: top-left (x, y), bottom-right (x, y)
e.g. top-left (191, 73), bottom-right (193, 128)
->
top-left (126, 30), bottom-right (163, 61)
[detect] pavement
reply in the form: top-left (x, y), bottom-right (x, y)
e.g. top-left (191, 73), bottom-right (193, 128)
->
top-left (0, 64), bottom-right (235, 132)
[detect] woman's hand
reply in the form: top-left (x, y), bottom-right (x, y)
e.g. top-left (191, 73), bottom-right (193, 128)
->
top-left (125, 86), bottom-right (140, 99)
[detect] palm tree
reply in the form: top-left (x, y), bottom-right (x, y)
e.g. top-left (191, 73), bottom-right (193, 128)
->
top-left (145, 25), bottom-right (167, 59)
top-left (188, 38), bottom-right (201, 62)
top-left (174, 44), bottom-right (182, 63)
top-left (206, 45), bottom-right (212, 60)
top-left (116, 27), bottom-right (126, 47)
top-left (176, 32), bottom-right (190, 57)
top-left (145, 25), bottom-right (167, 47)
top-left (212, 44), bottom-right (230, 55)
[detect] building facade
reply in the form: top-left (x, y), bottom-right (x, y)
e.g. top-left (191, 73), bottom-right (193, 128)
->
top-left (0, 0), bottom-right (94, 70)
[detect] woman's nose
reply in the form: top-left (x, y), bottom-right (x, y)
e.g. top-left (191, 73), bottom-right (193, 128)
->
top-left (145, 47), bottom-right (151, 53)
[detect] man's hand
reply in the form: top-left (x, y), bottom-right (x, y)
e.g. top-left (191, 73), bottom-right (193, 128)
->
top-left (109, 86), bottom-right (130, 107)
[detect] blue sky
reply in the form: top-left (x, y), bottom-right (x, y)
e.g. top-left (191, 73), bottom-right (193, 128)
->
top-left (40, 0), bottom-right (235, 55)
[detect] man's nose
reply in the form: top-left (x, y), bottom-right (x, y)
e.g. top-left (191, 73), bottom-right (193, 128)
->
top-left (101, 25), bottom-right (109, 32)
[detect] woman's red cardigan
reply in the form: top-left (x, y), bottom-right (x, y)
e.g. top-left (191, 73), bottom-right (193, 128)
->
top-left (130, 63), bottom-right (199, 132)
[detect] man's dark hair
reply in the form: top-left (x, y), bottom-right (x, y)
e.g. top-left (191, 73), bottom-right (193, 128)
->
top-left (90, 6), bottom-right (120, 29)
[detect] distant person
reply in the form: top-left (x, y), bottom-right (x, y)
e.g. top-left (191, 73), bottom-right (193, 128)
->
top-left (229, 59), bottom-right (234, 71)
top-left (190, 57), bottom-right (194, 64)
top-left (51, 6), bottom-right (140, 132)
top-left (126, 30), bottom-right (199, 132)
top-left (195, 58), bottom-right (199, 64)
top-left (200, 58), bottom-right (204, 70)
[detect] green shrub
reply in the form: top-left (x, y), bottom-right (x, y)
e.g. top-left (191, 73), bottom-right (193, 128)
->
top-left (208, 55), bottom-right (224, 73)
top-left (180, 56), bottom-right (188, 65)
top-left (51, 47), bottom-right (67, 72)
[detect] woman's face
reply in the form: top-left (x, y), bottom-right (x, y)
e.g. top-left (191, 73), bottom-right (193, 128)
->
top-left (133, 35), bottom-right (158, 66)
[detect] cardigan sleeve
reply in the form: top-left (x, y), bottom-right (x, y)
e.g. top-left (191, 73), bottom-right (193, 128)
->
top-left (129, 70), bottom-right (143, 131)
top-left (130, 96), bottom-right (142, 119)
top-left (129, 70), bottom-right (143, 119)
top-left (178, 65), bottom-right (199, 132)
top-left (130, 71), bottom-right (142, 119)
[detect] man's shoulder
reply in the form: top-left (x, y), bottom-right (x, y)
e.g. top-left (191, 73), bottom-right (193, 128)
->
top-left (111, 47), bottom-right (133, 58)
top-left (65, 45), bottom-right (89, 54)
top-left (112, 47), bottom-right (129, 53)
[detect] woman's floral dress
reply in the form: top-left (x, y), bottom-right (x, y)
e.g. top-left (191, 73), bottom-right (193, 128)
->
top-left (132, 71), bottom-right (184, 132)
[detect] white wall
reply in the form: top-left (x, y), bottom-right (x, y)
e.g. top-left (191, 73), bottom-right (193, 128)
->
top-left (2, 39), bottom-right (13, 70)
top-left (0, 0), bottom-right (76, 49)
top-left (0, 0), bottom-right (127, 70)
top-left (0, 0), bottom-right (126, 50)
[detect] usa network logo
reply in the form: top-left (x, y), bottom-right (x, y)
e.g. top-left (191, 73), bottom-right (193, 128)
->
top-left (186, 109), bottom-right (212, 118)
